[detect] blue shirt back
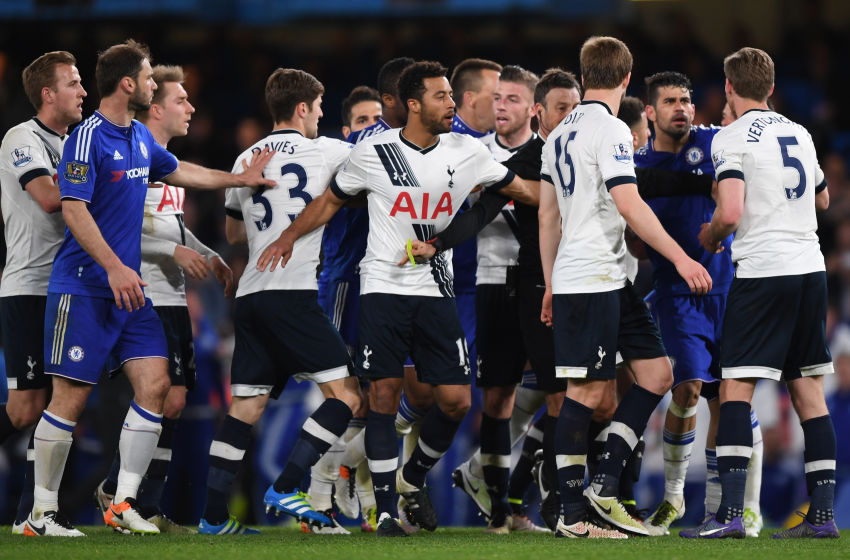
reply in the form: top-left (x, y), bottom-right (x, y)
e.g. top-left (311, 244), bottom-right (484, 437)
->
top-left (634, 125), bottom-right (733, 296)
top-left (50, 112), bottom-right (178, 298)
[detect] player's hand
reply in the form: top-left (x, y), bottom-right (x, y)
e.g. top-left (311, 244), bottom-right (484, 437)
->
top-left (237, 146), bottom-right (277, 188)
top-left (540, 286), bottom-right (553, 327)
top-left (397, 240), bottom-right (436, 266)
top-left (257, 233), bottom-right (295, 272)
top-left (697, 222), bottom-right (725, 254)
top-left (107, 263), bottom-right (147, 311)
top-left (210, 255), bottom-right (234, 297)
top-left (174, 245), bottom-right (210, 279)
top-left (674, 257), bottom-right (713, 295)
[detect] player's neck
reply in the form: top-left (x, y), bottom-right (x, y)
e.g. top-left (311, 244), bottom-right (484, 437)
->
top-left (498, 126), bottom-right (533, 149)
top-left (273, 120), bottom-right (307, 136)
top-left (145, 124), bottom-right (171, 148)
top-left (98, 96), bottom-right (135, 127)
top-left (35, 110), bottom-right (70, 136)
top-left (455, 109), bottom-right (487, 135)
top-left (582, 89), bottom-right (622, 117)
top-left (733, 98), bottom-right (771, 116)
top-left (400, 122), bottom-right (438, 150)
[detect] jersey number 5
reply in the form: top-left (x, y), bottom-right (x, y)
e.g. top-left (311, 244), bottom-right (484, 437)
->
top-left (777, 136), bottom-right (807, 200)
top-left (554, 131), bottom-right (577, 198)
top-left (251, 163), bottom-right (310, 231)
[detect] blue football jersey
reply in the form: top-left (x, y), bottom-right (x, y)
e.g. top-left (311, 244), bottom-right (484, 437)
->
top-left (634, 125), bottom-right (733, 296)
top-left (50, 112), bottom-right (178, 298)
top-left (318, 119), bottom-right (390, 288)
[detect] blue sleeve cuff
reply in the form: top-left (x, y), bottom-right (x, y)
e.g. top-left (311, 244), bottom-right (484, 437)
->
top-left (225, 207), bottom-right (244, 220)
top-left (816, 179), bottom-right (827, 194)
top-left (540, 173), bottom-right (553, 184)
top-left (717, 169), bottom-right (745, 182)
top-left (19, 168), bottom-right (51, 189)
top-left (329, 178), bottom-right (353, 200)
top-left (488, 169), bottom-right (516, 192)
top-left (605, 175), bottom-right (636, 191)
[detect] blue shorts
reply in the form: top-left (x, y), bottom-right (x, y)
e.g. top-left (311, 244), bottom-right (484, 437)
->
top-left (44, 293), bottom-right (167, 384)
top-left (319, 277), bottom-right (360, 350)
top-left (721, 272), bottom-right (833, 381)
top-left (649, 293), bottom-right (724, 388)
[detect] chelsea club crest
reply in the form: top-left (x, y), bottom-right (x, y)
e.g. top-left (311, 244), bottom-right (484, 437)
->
top-left (139, 140), bottom-right (149, 159)
top-left (686, 146), bottom-right (704, 165)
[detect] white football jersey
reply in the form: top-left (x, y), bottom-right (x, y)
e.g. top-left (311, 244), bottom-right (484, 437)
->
top-left (0, 118), bottom-right (66, 297)
top-left (142, 181), bottom-right (218, 306)
top-left (476, 132), bottom-right (536, 284)
top-left (226, 130), bottom-right (352, 297)
top-left (541, 101), bottom-right (637, 294)
top-left (332, 128), bottom-right (513, 297)
top-left (711, 109), bottom-right (825, 278)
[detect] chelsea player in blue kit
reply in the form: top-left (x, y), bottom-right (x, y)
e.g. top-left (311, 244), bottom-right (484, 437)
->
top-left (635, 72), bottom-right (762, 536)
top-left (25, 40), bottom-right (274, 537)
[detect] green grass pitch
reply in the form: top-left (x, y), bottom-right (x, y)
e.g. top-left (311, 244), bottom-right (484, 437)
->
top-left (1, 526), bottom-right (848, 560)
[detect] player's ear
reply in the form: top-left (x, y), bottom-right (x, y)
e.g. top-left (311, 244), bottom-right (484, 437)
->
top-left (341, 126), bottom-right (351, 138)
top-left (645, 104), bottom-right (656, 123)
top-left (41, 86), bottom-right (54, 106)
top-left (407, 98), bottom-right (420, 115)
top-left (622, 71), bottom-right (631, 90)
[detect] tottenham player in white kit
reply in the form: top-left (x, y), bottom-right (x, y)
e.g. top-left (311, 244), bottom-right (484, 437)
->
top-left (94, 64), bottom-right (232, 533)
top-left (538, 36), bottom-right (711, 538)
top-left (688, 47), bottom-right (838, 539)
top-left (256, 61), bottom-right (537, 536)
top-left (198, 68), bottom-right (362, 535)
top-left (0, 51), bottom-right (86, 535)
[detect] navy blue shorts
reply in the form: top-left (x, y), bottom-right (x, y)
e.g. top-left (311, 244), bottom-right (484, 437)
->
top-left (476, 284), bottom-right (526, 388)
top-left (320, 277), bottom-right (360, 351)
top-left (553, 284), bottom-right (666, 381)
top-left (518, 276), bottom-right (563, 392)
top-left (721, 272), bottom-right (833, 381)
top-left (44, 293), bottom-right (167, 384)
top-left (357, 293), bottom-right (470, 385)
top-left (1, 295), bottom-right (50, 390)
top-left (231, 290), bottom-right (352, 399)
top-left (650, 292), bottom-right (724, 388)
top-left (154, 306), bottom-right (196, 390)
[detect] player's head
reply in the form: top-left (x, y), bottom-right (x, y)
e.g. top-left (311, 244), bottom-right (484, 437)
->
top-left (723, 47), bottom-right (774, 110)
top-left (493, 65), bottom-right (538, 139)
top-left (377, 57), bottom-right (415, 128)
top-left (645, 71), bottom-right (693, 142)
top-left (22, 50), bottom-right (86, 125)
top-left (533, 68), bottom-right (581, 139)
top-left (96, 39), bottom-right (155, 112)
top-left (721, 102), bottom-right (736, 126)
top-left (579, 36), bottom-right (632, 92)
top-left (136, 65), bottom-right (195, 141)
top-left (341, 85), bottom-right (382, 138)
top-left (450, 58), bottom-right (502, 132)
top-left (618, 96), bottom-right (650, 150)
top-left (398, 61), bottom-right (454, 136)
top-left (265, 68), bottom-right (325, 139)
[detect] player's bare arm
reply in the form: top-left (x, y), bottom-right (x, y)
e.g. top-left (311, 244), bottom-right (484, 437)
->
top-left (610, 182), bottom-right (712, 295)
top-left (537, 179), bottom-right (561, 326)
top-left (498, 175), bottom-right (539, 206)
top-left (164, 146), bottom-right (276, 190)
top-left (225, 215), bottom-right (248, 246)
top-left (62, 199), bottom-right (146, 311)
top-left (256, 187), bottom-right (347, 272)
top-left (815, 185), bottom-right (830, 211)
top-left (24, 175), bottom-right (62, 213)
top-left (698, 176), bottom-right (744, 253)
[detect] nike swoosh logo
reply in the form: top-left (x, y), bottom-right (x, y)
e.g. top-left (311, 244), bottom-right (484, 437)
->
top-left (467, 481), bottom-right (481, 493)
top-left (700, 526), bottom-right (726, 536)
top-left (27, 521), bottom-right (46, 536)
top-left (569, 529), bottom-right (589, 538)
top-left (110, 507), bottom-right (124, 520)
top-left (598, 504), bottom-right (612, 515)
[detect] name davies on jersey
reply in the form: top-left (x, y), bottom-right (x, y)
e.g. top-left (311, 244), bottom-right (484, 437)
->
top-left (389, 191), bottom-right (454, 220)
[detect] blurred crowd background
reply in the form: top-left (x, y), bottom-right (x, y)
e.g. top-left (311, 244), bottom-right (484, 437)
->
top-left (1, 0), bottom-right (850, 530)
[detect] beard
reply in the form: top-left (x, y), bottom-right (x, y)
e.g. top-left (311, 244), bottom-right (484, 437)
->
top-left (659, 121), bottom-right (690, 141)
top-left (128, 88), bottom-right (152, 113)
top-left (422, 108), bottom-right (452, 136)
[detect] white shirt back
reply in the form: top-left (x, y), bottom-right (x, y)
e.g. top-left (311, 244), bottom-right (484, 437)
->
top-left (541, 101), bottom-right (637, 294)
top-left (332, 129), bottom-right (513, 297)
top-left (711, 109), bottom-right (825, 278)
top-left (476, 132), bottom-right (536, 284)
top-left (0, 119), bottom-right (66, 296)
top-left (226, 130), bottom-right (352, 297)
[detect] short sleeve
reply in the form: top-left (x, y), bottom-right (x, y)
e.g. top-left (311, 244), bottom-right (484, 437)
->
top-left (331, 142), bottom-right (370, 199)
top-left (317, 137), bottom-right (354, 175)
top-left (540, 138), bottom-right (553, 185)
top-left (58, 129), bottom-right (97, 202)
top-left (711, 130), bottom-right (744, 183)
top-left (3, 128), bottom-right (52, 189)
top-left (470, 140), bottom-right (513, 191)
top-left (597, 121), bottom-right (637, 191)
top-left (148, 140), bottom-right (178, 183)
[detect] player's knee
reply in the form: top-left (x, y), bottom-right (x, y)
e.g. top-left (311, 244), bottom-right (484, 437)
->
top-left (229, 395), bottom-right (267, 425)
top-left (162, 389), bottom-right (186, 420)
top-left (439, 396), bottom-right (471, 421)
top-left (7, 402), bottom-right (42, 430)
top-left (672, 381), bottom-right (701, 408)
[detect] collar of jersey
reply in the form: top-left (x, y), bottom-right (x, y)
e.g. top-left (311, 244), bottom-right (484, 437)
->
top-left (399, 129), bottom-right (440, 154)
top-left (94, 110), bottom-right (133, 130)
top-left (32, 117), bottom-right (65, 139)
top-left (740, 108), bottom-right (772, 117)
top-left (495, 131), bottom-right (538, 153)
top-left (579, 100), bottom-right (613, 115)
top-left (269, 128), bottom-right (304, 137)
top-left (648, 125), bottom-right (698, 155)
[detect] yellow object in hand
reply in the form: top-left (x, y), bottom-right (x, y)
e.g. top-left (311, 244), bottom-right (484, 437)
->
top-left (407, 239), bottom-right (416, 268)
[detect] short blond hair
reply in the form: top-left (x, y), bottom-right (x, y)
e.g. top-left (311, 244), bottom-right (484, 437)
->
top-left (580, 36), bottom-right (632, 90)
top-left (22, 51), bottom-right (76, 110)
top-left (724, 47), bottom-right (774, 102)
